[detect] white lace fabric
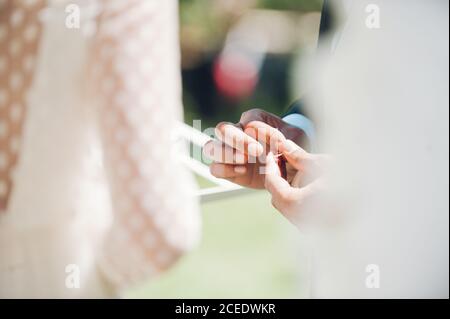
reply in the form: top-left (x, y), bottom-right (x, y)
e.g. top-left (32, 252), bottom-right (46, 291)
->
top-left (0, 0), bottom-right (45, 212)
top-left (0, 0), bottom-right (200, 296)
top-left (90, 0), bottom-right (201, 289)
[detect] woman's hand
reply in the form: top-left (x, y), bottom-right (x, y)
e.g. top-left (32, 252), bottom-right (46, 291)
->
top-left (265, 140), bottom-right (330, 229)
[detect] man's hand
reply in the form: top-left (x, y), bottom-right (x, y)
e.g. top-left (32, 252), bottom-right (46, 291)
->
top-left (202, 109), bottom-right (307, 189)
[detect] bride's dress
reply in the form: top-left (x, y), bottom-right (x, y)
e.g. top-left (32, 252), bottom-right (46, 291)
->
top-left (0, 0), bottom-right (200, 298)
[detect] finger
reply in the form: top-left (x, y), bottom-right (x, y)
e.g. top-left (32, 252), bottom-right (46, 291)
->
top-left (280, 140), bottom-right (310, 171)
top-left (203, 140), bottom-right (247, 164)
top-left (264, 152), bottom-right (292, 199)
top-left (215, 122), bottom-right (264, 157)
top-left (210, 163), bottom-right (248, 179)
top-left (239, 109), bottom-right (266, 125)
top-left (244, 121), bottom-right (287, 153)
top-left (291, 171), bottom-right (304, 188)
top-left (239, 109), bottom-right (280, 127)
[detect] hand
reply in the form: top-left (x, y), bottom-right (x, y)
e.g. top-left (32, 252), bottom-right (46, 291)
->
top-left (265, 140), bottom-right (330, 229)
top-left (203, 109), bottom-right (307, 189)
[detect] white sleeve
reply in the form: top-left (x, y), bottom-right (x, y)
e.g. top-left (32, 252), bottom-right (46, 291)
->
top-left (89, 0), bottom-right (201, 290)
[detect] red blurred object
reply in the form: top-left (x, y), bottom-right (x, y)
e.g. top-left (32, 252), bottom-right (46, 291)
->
top-left (213, 52), bottom-right (259, 100)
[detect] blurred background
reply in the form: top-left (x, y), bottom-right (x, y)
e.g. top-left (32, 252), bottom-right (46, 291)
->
top-left (180, 0), bottom-right (323, 128)
top-left (126, 0), bottom-right (323, 298)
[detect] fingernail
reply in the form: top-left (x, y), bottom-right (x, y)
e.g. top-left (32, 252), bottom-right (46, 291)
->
top-left (203, 144), bottom-right (213, 157)
top-left (234, 166), bottom-right (247, 174)
top-left (248, 143), bottom-right (263, 156)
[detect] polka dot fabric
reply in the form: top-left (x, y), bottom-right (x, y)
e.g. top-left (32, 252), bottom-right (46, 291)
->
top-left (90, 0), bottom-right (201, 290)
top-left (0, 0), bottom-right (45, 212)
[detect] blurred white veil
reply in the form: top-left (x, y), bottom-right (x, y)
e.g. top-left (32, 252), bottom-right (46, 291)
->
top-left (305, 0), bottom-right (449, 298)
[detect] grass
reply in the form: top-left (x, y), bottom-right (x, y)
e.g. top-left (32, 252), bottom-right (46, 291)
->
top-left (125, 177), bottom-right (308, 298)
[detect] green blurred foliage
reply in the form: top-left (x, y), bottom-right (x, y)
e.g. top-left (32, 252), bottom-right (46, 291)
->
top-left (179, 0), bottom-right (323, 128)
top-left (179, 0), bottom-right (323, 51)
top-left (257, 0), bottom-right (323, 11)
top-left (127, 190), bottom-right (307, 298)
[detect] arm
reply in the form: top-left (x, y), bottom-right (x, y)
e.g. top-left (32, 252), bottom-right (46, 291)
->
top-left (90, 0), bottom-right (200, 290)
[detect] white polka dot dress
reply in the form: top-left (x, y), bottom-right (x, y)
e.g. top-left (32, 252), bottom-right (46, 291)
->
top-left (0, 0), bottom-right (44, 212)
top-left (0, 0), bottom-right (201, 297)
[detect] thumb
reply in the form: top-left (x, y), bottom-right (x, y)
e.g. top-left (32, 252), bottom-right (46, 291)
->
top-left (265, 152), bottom-right (292, 197)
top-left (280, 140), bottom-right (311, 171)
